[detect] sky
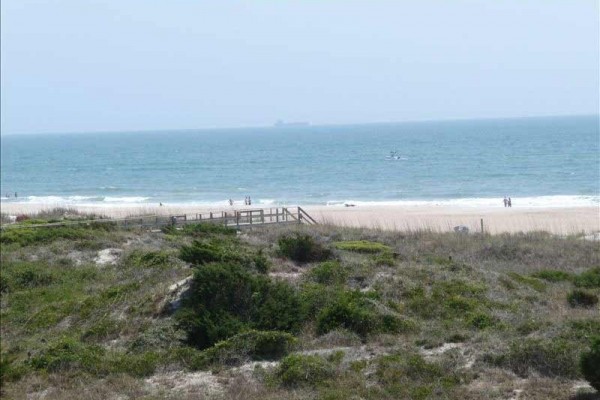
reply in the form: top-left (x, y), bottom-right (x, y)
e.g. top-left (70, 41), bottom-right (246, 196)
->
top-left (1, 0), bottom-right (599, 135)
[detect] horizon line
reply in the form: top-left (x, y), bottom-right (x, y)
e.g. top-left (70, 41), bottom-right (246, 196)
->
top-left (1, 112), bottom-right (598, 137)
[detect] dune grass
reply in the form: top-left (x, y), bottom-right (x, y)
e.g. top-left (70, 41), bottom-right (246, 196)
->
top-left (1, 219), bottom-right (599, 399)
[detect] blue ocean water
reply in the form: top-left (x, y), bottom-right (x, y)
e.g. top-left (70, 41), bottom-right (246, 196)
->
top-left (1, 116), bottom-right (599, 208)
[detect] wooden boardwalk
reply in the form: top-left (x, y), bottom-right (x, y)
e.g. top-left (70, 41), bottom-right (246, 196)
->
top-left (1, 206), bottom-right (318, 231)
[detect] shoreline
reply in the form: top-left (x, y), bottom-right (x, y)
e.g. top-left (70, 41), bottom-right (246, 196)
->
top-left (1, 202), bottom-right (598, 235)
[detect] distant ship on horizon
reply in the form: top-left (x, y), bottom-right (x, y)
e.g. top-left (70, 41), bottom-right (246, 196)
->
top-left (274, 120), bottom-right (310, 127)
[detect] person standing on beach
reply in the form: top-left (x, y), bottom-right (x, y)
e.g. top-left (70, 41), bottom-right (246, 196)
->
top-left (503, 197), bottom-right (508, 207)
top-left (248, 196), bottom-right (252, 206)
top-left (508, 197), bottom-right (512, 208)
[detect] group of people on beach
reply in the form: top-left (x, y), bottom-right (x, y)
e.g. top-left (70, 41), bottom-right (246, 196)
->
top-left (228, 196), bottom-right (252, 206)
top-left (503, 197), bottom-right (512, 208)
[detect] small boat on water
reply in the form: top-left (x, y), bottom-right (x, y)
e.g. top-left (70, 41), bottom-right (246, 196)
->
top-left (385, 151), bottom-right (406, 161)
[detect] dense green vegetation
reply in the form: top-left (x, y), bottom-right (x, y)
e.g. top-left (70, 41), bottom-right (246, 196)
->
top-left (1, 214), bottom-right (599, 399)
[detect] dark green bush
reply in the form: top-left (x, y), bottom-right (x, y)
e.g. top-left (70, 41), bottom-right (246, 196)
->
top-left (467, 312), bottom-right (496, 330)
top-left (28, 337), bottom-right (104, 373)
top-left (181, 223), bottom-right (237, 236)
top-left (574, 268), bottom-right (600, 289)
top-left (567, 289), bottom-right (599, 308)
top-left (253, 249), bottom-right (270, 274)
top-left (179, 239), bottom-right (246, 266)
top-left (376, 353), bottom-right (462, 399)
top-left (307, 261), bottom-right (347, 285)
top-left (0, 226), bottom-right (89, 246)
top-left (275, 354), bottom-right (334, 387)
top-left (580, 336), bottom-right (600, 391)
top-left (334, 240), bottom-right (391, 253)
top-left (316, 290), bottom-right (409, 338)
top-left (487, 338), bottom-right (580, 378)
top-left (507, 272), bottom-right (546, 292)
top-left (176, 263), bottom-right (303, 349)
top-left (277, 233), bottom-right (332, 263)
top-left (7, 263), bottom-right (55, 290)
top-left (201, 330), bottom-right (297, 366)
top-left (125, 250), bottom-right (172, 269)
top-left (532, 270), bottom-right (574, 282)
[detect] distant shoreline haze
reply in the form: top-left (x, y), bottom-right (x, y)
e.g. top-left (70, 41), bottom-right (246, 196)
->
top-left (0, 113), bottom-right (597, 137)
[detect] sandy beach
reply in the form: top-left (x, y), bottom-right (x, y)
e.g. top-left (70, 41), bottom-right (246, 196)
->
top-left (2, 202), bottom-right (598, 235)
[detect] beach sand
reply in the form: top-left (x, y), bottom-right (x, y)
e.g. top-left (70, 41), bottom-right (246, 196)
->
top-left (1, 202), bottom-right (598, 235)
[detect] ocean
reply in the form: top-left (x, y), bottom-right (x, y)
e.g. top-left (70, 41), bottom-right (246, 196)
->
top-left (1, 115), bottom-right (599, 209)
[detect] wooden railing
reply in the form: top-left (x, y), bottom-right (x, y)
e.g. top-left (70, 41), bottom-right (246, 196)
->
top-left (1, 206), bottom-right (317, 231)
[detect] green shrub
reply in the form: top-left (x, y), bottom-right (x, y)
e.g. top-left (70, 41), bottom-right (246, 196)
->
top-left (275, 354), bottom-right (334, 387)
top-left (201, 330), bottom-right (297, 366)
top-left (181, 223), bottom-right (237, 236)
top-left (179, 240), bottom-right (246, 266)
top-left (373, 252), bottom-right (396, 266)
top-left (28, 337), bottom-right (105, 373)
top-left (253, 249), bottom-right (270, 274)
top-left (507, 272), bottom-right (546, 292)
top-left (376, 353), bottom-right (462, 399)
top-left (176, 263), bottom-right (303, 349)
top-left (574, 268), bottom-right (600, 289)
top-left (9, 263), bottom-right (55, 290)
top-left (316, 290), bottom-right (409, 338)
top-left (580, 336), bottom-right (600, 391)
top-left (109, 351), bottom-right (160, 377)
top-left (278, 234), bottom-right (332, 263)
top-left (0, 225), bottom-right (102, 246)
top-left (126, 250), bottom-right (172, 269)
top-left (81, 318), bottom-right (122, 343)
top-left (307, 261), bottom-right (347, 285)
top-left (532, 270), bottom-right (574, 282)
top-left (467, 312), bottom-right (496, 330)
top-left (334, 240), bottom-right (391, 253)
top-left (567, 290), bottom-right (599, 308)
top-left (128, 322), bottom-right (186, 352)
top-left (0, 353), bottom-right (28, 387)
top-left (487, 338), bottom-right (580, 378)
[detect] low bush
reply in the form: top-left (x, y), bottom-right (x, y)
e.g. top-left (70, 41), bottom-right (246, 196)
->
top-left (81, 318), bottom-right (122, 343)
top-left (532, 270), bottom-right (574, 282)
top-left (376, 353), bottom-right (462, 399)
top-left (580, 336), bottom-right (600, 391)
top-left (567, 290), bottom-right (599, 308)
top-left (125, 250), bottom-right (172, 269)
top-left (201, 330), bottom-right (296, 367)
top-left (181, 223), bottom-right (237, 236)
top-left (334, 240), bottom-right (391, 253)
top-left (179, 239), bottom-right (246, 266)
top-left (487, 338), bottom-right (580, 378)
top-left (1, 262), bottom-right (56, 292)
top-left (467, 312), bottom-right (496, 330)
top-left (278, 233), bottom-right (332, 263)
top-left (0, 226), bottom-right (90, 246)
top-left (574, 268), bottom-right (600, 289)
top-left (28, 337), bottom-right (105, 373)
top-left (307, 261), bottom-right (348, 285)
top-left (507, 272), bottom-right (547, 292)
top-left (316, 290), bottom-right (411, 338)
top-left (275, 354), bottom-right (335, 387)
top-left (252, 249), bottom-right (270, 274)
top-left (176, 263), bottom-right (303, 349)
top-left (373, 252), bottom-right (396, 266)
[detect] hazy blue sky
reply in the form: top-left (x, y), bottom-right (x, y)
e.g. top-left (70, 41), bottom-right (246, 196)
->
top-left (1, 1), bottom-right (598, 134)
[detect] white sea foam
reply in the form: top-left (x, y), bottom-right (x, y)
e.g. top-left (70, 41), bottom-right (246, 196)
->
top-left (1, 194), bottom-right (597, 209)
